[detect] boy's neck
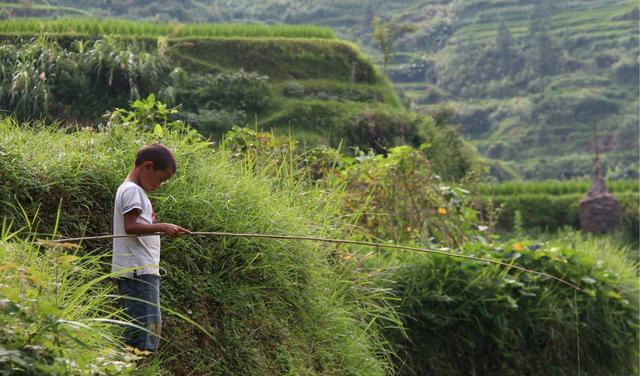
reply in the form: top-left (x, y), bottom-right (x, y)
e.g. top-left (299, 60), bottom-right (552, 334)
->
top-left (126, 168), bottom-right (142, 188)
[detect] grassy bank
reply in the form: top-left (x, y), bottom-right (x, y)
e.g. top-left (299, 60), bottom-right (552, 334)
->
top-left (0, 116), bottom-right (399, 374)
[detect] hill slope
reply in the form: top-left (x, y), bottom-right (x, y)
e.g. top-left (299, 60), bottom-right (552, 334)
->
top-left (0, 18), bottom-right (477, 179)
top-left (25, 0), bottom-right (639, 180)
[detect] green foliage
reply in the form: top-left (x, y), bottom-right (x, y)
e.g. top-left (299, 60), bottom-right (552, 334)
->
top-left (512, 209), bottom-right (524, 238)
top-left (423, 107), bottom-right (478, 181)
top-left (474, 191), bottom-right (639, 246)
top-left (0, 37), bottom-right (174, 121)
top-left (184, 109), bottom-right (248, 138)
top-left (340, 146), bottom-right (483, 246)
top-left (476, 179), bottom-right (639, 238)
top-left (378, 230), bottom-right (639, 375)
top-left (371, 16), bottom-right (416, 73)
top-left (174, 70), bottom-right (272, 137)
top-left (0, 31), bottom-right (440, 166)
top-left (0, 237), bottom-right (137, 374)
top-left (170, 38), bottom-right (381, 83)
top-left (104, 93), bottom-right (179, 132)
top-left (339, 109), bottom-right (428, 154)
top-left (399, 1), bottom-right (637, 180)
top-left (0, 115), bottom-right (399, 375)
top-left (261, 100), bottom-right (476, 180)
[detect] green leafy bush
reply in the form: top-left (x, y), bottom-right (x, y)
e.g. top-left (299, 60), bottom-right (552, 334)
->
top-left (175, 70), bottom-right (272, 116)
top-left (341, 146), bottom-right (482, 246)
top-left (339, 109), bottom-right (429, 154)
top-left (378, 231), bottom-right (639, 375)
top-left (183, 109), bottom-right (248, 138)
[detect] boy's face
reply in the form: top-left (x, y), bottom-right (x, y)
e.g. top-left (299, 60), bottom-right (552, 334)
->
top-left (139, 161), bottom-right (174, 192)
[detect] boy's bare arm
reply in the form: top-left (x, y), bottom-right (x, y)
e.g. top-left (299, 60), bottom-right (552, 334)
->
top-left (124, 211), bottom-right (190, 237)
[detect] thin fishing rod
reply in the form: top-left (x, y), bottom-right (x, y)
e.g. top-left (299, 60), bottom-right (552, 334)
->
top-left (42, 231), bottom-right (583, 291)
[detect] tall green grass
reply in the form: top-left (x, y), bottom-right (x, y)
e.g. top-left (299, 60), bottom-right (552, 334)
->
top-left (0, 18), bottom-right (337, 39)
top-left (0, 116), bottom-right (399, 375)
top-left (0, 224), bottom-right (137, 374)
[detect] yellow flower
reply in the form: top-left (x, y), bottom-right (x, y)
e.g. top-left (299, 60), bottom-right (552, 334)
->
top-left (513, 242), bottom-right (524, 251)
top-left (437, 207), bottom-right (447, 215)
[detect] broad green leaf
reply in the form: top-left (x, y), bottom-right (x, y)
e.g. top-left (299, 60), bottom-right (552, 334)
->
top-left (154, 123), bottom-right (164, 137)
top-left (605, 291), bottom-right (622, 300)
top-left (28, 270), bottom-right (49, 288)
top-left (37, 299), bottom-right (61, 316)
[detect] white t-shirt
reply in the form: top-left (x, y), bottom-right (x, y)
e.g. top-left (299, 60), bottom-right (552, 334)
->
top-left (112, 180), bottom-right (161, 277)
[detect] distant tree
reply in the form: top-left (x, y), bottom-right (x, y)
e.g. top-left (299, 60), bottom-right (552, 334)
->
top-left (371, 16), bottom-right (417, 73)
top-left (525, 0), bottom-right (563, 78)
top-left (443, 35), bottom-right (482, 95)
top-left (530, 30), bottom-right (563, 77)
top-left (495, 20), bottom-right (519, 76)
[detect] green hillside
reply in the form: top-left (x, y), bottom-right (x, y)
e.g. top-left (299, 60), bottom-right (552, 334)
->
top-left (0, 18), bottom-right (476, 179)
top-left (22, 0), bottom-right (638, 180)
top-left (0, 5), bottom-right (638, 376)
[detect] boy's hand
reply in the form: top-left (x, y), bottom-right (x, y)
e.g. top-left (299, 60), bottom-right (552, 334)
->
top-left (162, 223), bottom-right (191, 237)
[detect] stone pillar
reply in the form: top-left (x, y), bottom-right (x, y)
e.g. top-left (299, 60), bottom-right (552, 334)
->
top-left (579, 174), bottom-right (621, 234)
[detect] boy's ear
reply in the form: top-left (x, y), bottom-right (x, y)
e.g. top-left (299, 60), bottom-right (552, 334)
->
top-left (141, 160), bottom-right (154, 170)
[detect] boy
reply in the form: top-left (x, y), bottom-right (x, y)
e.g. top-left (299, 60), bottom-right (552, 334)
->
top-left (112, 143), bottom-right (190, 352)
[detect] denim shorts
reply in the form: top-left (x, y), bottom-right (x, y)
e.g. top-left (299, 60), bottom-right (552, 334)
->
top-left (116, 274), bottom-right (162, 351)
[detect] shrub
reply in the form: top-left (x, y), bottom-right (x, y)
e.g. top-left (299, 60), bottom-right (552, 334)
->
top-left (341, 145), bottom-right (483, 246)
top-left (378, 231), bottom-right (639, 375)
top-left (183, 108), bottom-right (248, 138)
top-left (534, 90), bottom-right (619, 124)
top-left (0, 37), bottom-right (174, 121)
top-left (339, 109), bottom-right (428, 154)
top-left (176, 70), bottom-right (272, 115)
top-left (612, 57), bottom-right (640, 86)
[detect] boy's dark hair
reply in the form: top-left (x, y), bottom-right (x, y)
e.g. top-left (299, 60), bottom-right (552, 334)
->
top-left (135, 144), bottom-right (176, 172)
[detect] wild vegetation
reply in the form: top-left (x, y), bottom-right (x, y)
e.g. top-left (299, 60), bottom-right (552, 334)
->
top-left (380, 230), bottom-right (638, 375)
top-left (0, 7), bottom-right (637, 376)
top-left (1, 100), bottom-right (637, 374)
top-left (34, 0), bottom-right (639, 180)
top-left (0, 236), bottom-right (140, 375)
top-left (0, 110), bottom-right (402, 374)
top-left (0, 30), bottom-right (475, 179)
